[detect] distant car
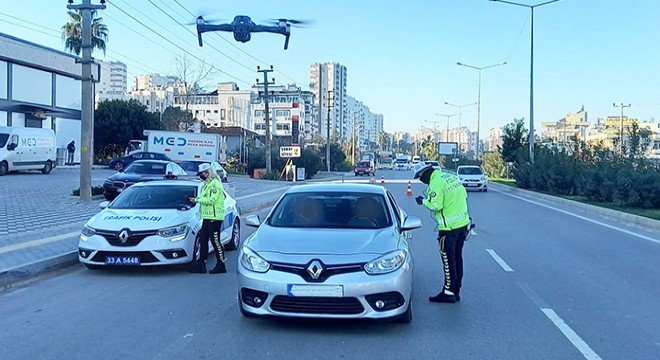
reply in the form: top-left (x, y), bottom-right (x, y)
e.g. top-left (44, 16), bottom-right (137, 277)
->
top-left (78, 180), bottom-right (241, 269)
top-left (424, 160), bottom-right (442, 171)
top-left (102, 160), bottom-right (187, 201)
top-left (108, 152), bottom-right (171, 172)
top-left (411, 156), bottom-right (421, 164)
top-left (237, 183), bottom-right (422, 323)
top-left (456, 165), bottom-right (488, 192)
top-left (393, 159), bottom-right (411, 171)
top-left (377, 158), bottom-right (393, 170)
top-left (354, 160), bottom-right (375, 176)
top-left (180, 160), bottom-right (228, 182)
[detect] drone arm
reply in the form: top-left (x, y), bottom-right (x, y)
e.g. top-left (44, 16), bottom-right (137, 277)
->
top-left (251, 24), bottom-right (286, 34)
top-left (284, 33), bottom-right (290, 50)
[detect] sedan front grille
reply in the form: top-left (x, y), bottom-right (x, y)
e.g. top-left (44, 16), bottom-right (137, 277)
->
top-left (270, 296), bottom-right (364, 315)
top-left (270, 261), bottom-right (365, 283)
top-left (96, 229), bottom-right (158, 247)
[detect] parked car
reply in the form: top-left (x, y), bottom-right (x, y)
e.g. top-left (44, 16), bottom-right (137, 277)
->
top-left (102, 160), bottom-right (187, 201)
top-left (354, 160), bottom-right (375, 176)
top-left (0, 126), bottom-right (56, 176)
top-left (237, 183), bottom-right (423, 323)
top-left (108, 152), bottom-right (171, 172)
top-left (180, 160), bottom-right (228, 182)
top-left (78, 180), bottom-right (241, 269)
top-left (424, 160), bottom-right (442, 171)
top-left (456, 165), bottom-right (488, 192)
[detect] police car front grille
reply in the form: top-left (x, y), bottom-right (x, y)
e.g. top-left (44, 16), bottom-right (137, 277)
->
top-left (96, 229), bottom-right (158, 247)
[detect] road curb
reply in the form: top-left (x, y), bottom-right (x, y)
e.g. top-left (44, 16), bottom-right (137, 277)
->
top-left (0, 199), bottom-right (278, 291)
top-left (490, 182), bottom-right (660, 233)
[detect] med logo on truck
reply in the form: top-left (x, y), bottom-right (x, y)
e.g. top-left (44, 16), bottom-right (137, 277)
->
top-left (153, 136), bottom-right (187, 146)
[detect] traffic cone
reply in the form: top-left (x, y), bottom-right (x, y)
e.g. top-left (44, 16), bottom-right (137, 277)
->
top-left (369, 177), bottom-right (376, 184)
top-left (406, 181), bottom-right (413, 196)
top-left (380, 176), bottom-right (385, 184)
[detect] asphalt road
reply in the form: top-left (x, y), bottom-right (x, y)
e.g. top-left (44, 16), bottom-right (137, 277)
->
top-left (1, 169), bottom-right (658, 360)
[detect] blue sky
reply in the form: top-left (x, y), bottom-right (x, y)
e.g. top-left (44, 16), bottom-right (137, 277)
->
top-left (1, 0), bottom-right (658, 135)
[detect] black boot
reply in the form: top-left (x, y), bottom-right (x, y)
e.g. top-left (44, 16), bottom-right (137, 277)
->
top-left (209, 261), bottom-right (227, 274)
top-left (429, 291), bottom-right (456, 303)
top-left (189, 261), bottom-right (207, 274)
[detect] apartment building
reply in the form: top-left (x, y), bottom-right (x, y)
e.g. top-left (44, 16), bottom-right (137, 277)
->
top-left (309, 63), bottom-right (347, 142)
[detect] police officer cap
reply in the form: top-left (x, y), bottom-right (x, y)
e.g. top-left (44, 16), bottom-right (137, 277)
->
top-left (413, 163), bottom-right (433, 179)
top-left (197, 163), bottom-right (212, 175)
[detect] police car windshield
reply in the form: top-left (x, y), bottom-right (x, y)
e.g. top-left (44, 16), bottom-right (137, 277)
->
top-left (0, 134), bottom-right (8, 148)
top-left (125, 162), bottom-right (167, 175)
top-left (110, 185), bottom-right (197, 209)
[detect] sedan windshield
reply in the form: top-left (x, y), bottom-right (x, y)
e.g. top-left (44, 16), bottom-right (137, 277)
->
top-left (458, 167), bottom-right (484, 175)
top-left (110, 185), bottom-right (197, 209)
top-left (125, 162), bottom-right (167, 175)
top-left (268, 192), bottom-right (391, 229)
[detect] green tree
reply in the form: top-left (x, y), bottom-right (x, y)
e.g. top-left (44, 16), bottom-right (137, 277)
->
top-left (161, 106), bottom-right (193, 132)
top-left (499, 118), bottom-right (528, 163)
top-left (480, 151), bottom-right (506, 178)
top-left (94, 99), bottom-right (161, 154)
top-left (61, 10), bottom-right (108, 55)
top-left (319, 143), bottom-right (347, 171)
top-left (377, 131), bottom-right (390, 151)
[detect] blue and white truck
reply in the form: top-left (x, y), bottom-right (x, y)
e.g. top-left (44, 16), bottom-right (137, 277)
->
top-left (126, 130), bottom-right (225, 163)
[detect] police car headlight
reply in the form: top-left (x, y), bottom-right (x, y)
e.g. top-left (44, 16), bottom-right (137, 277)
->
top-left (158, 224), bottom-right (189, 242)
top-left (240, 246), bottom-right (270, 273)
top-left (364, 250), bottom-right (407, 275)
top-left (80, 225), bottom-right (96, 241)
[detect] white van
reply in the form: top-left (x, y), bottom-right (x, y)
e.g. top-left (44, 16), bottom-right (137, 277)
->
top-left (0, 126), bottom-right (57, 176)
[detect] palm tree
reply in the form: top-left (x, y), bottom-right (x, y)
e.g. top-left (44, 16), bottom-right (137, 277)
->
top-left (61, 10), bottom-right (108, 55)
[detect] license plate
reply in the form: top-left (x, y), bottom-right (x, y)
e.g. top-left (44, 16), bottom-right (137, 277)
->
top-left (287, 284), bottom-right (343, 297)
top-left (467, 183), bottom-right (479, 187)
top-left (105, 256), bottom-right (140, 265)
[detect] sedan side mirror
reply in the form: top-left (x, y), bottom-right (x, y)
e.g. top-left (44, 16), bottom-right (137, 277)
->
top-left (245, 214), bottom-right (261, 228)
top-left (99, 201), bottom-right (110, 209)
top-left (400, 215), bottom-right (422, 232)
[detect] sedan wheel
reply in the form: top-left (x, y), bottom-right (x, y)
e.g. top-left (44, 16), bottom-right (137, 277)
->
top-left (225, 219), bottom-right (240, 251)
top-left (393, 300), bottom-right (412, 324)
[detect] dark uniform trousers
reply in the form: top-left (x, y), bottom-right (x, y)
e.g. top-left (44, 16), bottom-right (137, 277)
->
top-left (437, 225), bottom-right (469, 295)
top-left (196, 219), bottom-right (225, 265)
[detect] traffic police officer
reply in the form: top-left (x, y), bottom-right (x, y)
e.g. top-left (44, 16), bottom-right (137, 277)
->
top-left (189, 163), bottom-right (227, 274)
top-left (413, 163), bottom-right (471, 303)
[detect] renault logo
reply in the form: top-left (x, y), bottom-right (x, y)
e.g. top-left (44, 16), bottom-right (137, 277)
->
top-left (307, 260), bottom-right (324, 279)
top-left (118, 230), bottom-right (130, 243)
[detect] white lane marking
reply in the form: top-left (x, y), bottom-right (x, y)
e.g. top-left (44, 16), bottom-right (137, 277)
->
top-left (541, 308), bottom-right (602, 360)
top-left (0, 231), bottom-right (80, 254)
top-left (486, 249), bottom-right (514, 272)
top-left (235, 186), bottom-right (289, 200)
top-left (494, 189), bottom-right (660, 245)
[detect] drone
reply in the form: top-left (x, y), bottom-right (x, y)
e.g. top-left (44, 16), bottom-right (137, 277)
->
top-left (195, 15), bottom-right (311, 50)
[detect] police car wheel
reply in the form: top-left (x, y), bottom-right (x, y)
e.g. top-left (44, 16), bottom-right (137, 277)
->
top-left (226, 219), bottom-right (240, 251)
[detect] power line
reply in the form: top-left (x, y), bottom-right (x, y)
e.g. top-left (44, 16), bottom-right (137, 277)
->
top-left (504, 12), bottom-right (531, 62)
top-left (105, 0), bottom-right (253, 86)
top-left (170, 0), bottom-right (308, 87)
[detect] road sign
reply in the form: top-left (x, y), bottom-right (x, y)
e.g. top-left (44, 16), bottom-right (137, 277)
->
top-left (280, 145), bottom-right (301, 158)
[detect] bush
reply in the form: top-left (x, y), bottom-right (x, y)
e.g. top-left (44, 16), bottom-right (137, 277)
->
top-left (72, 186), bottom-right (104, 196)
top-left (336, 161), bottom-right (353, 172)
top-left (480, 152), bottom-right (506, 178)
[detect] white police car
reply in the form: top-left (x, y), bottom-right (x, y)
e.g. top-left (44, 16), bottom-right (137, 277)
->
top-left (78, 180), bottom-right (240, 269)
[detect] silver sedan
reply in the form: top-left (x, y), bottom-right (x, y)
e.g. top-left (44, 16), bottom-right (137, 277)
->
top-left (237, 183), bottom-right (422, 323)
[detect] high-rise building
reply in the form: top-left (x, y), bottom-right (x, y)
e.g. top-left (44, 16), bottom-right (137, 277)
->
top-left (134, 73), bottom-right (179, 91)
top-left (309, 63), bottom-right (347, 142)
top-left (97, 60), bottom-right (127, 94)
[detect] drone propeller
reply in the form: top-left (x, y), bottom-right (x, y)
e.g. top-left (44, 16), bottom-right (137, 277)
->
top-left (184, 13), bottom-right (225, 26)
top-left (267, 18), bottom-right (315, 27)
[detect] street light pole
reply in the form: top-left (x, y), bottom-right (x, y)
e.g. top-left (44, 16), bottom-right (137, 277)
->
top-left (456, 61), bottom-right (506, 159)
top-left (326, 89), bottom-right (334, 172)
top-left (444, 101), bottom-right (477, 153)
top-left (67, 0), bottom-right (105, 203)
top-left (613, 102), bottom-right (631, 155)
top-left (489, 0), bottom-right (561, 162)
top-left (434, 113), bottom-right (457, 142)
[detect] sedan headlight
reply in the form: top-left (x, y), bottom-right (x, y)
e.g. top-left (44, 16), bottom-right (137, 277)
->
top-left (240, 246), bottom-right (270, 273)
top-left (157, 224), bottom-right (189, 242)
top-left (80, 225), bottom-right (96, 241)
top-left (364, 250), bottom-right (407, 275)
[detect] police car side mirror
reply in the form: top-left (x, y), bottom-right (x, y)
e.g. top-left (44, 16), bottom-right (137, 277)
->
top-left (99, 201), bottom-right (110, 209)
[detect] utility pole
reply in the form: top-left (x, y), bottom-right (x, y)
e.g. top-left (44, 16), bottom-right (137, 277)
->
top-left (613, 102), bottom-right (631, 155)
top-left (326, 89), bottom-right (334, 172)
top-left (352, 111), bottom-right (356, 166)
top-left (67, 0), bottom-right (105, 203)
top-left (257, 65), bottom-right (275, 173)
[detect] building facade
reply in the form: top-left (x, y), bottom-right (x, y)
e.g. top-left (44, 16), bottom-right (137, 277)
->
top-left (95, 60), bottom-right (127, 105)
top-left (0, 32), bottom-right (100, 164)
top-left (309, 63), bottom-right (347, 143)
top-left (541, 109), bottom-right (590, 145)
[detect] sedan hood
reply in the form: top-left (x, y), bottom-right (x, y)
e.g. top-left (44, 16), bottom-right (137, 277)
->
top-left (247, 225), bottom-right (399, 257)
top-left (107, 173), bottom-right (161, 182)
top-left (87, 208), bottom-right (195, 231)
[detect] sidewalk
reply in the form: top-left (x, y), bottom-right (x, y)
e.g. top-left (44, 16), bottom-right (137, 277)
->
top-left (0, 173), bottom-right (348, 289)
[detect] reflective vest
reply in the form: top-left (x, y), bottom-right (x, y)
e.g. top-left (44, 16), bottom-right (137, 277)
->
top-left (197, 178), bottom-right (225, 220)
top-left (422, 170), bottom-right (470, 231)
